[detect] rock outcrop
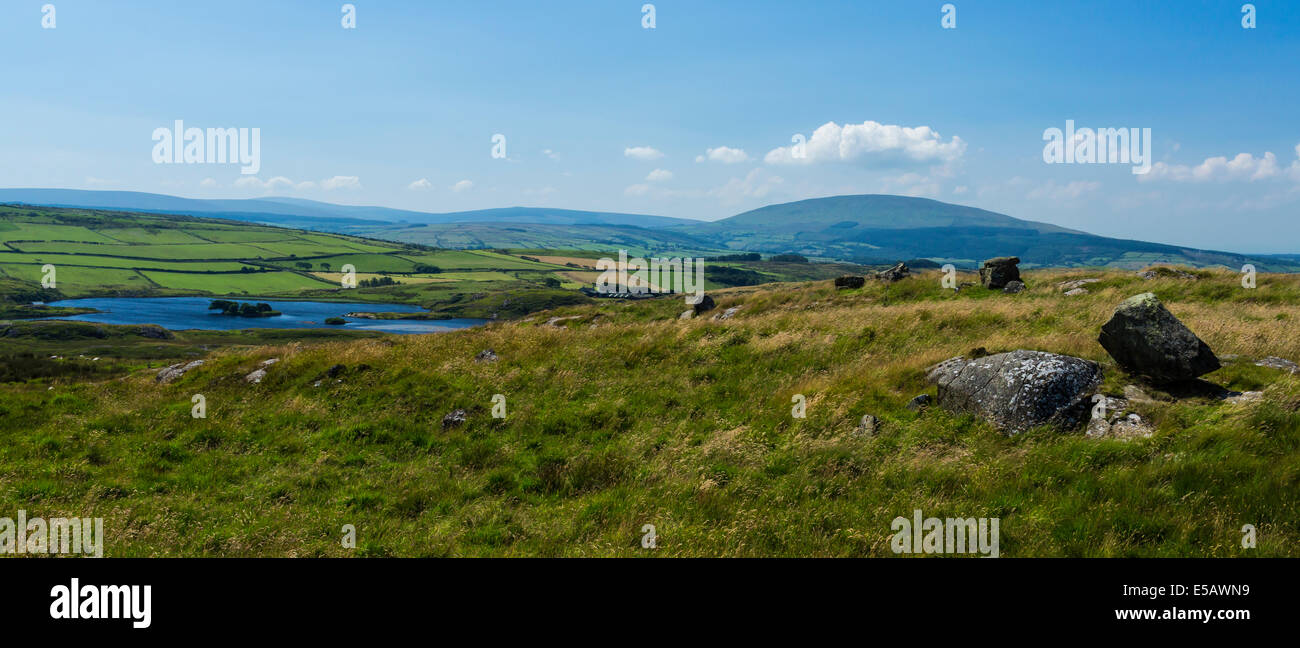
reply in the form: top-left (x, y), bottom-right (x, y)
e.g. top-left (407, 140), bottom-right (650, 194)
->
top-left (979, 257), bottom-right (1021, 289)
top-left (1002, 280), bottom-right (1026, 294)
top-left (926, 350), bottom-right (1103, 434)
top-left (1097, 293), bottom-right (1220, 382)
top-left (691, 294), bottom-right (716, 314)
top-left (834, 275), bottom-right (866, 289)
top-left (156, 360), bottom-right (204, 384)
top-left (875, 262), bottom-right (909, 283)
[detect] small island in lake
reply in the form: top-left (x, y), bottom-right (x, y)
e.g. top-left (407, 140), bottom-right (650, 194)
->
top-left (208, 300), bottom-right (282, 318)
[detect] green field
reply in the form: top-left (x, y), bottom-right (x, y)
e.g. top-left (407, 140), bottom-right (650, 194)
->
top-left (140, 270), bottom-right (335, 293)
top-left (0, 204), bottom-right (873, 319)
top-left (2, 267), bottom-right (1298, 556)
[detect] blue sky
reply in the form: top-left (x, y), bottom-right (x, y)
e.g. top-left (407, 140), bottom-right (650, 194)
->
top-left (3, 0), bottom-right (1299, 252)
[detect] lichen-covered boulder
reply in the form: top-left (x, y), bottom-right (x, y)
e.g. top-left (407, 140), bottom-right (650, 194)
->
top-left (1097, 293), bottom-right (1219, 382)
top-left (926, 350), bottom-right (1102, 434)
top-left (979, 257), bottom-right (1021, 289)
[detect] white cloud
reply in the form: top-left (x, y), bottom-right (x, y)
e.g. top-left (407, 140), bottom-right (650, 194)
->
top-left (321, 175), bottom-right (361, 191)
top-left (234, 176), bottom-right (297, 192)
top-left (542, 149), bottom-right (560, 160)
top-left (199, 178), bottom-right (217, 188)
top-left (408, 178), bottom-right (432, 190)
top-left (646, 168), bottom-right (673, 182)
top-left (1141, 145), bottom-right (1300, 183)
top-left (451, 179), bottom-right (474, 192)
top-left (624, 146), bottom-right (664, 160)
top-left (624, 183), bottom-right (651, 196)
top-left (765, 120), bottom-right (966, 165)
top-left (695, 146), bottom-right (749, 164)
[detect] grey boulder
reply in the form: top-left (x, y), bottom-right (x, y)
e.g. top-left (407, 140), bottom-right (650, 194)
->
top-left (1097, 293), bottom-right (1219, 382)
top-left (979, 257), bottom-right (1021, 289)
top-left (926, 350), bottom-right (1103, 434)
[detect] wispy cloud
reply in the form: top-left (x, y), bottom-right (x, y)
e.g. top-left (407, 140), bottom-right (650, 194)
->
top-left (624, 146), bottom-right (664, 161)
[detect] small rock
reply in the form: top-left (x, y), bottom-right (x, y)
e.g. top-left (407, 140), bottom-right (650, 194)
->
top-left (906, 394), bottom-right (932, 411)
top-left (474, 349), bottom-right (499, 362)
top-left (1057, 278), bottom-right (1100, 292)
top-left (1098, 293), bottom-right (1220, 382)
top-left (1225, 391), bottom-right (1264, 405)
top-left (1123, 384), bottom-right (1155, 402)
top-left (834, 275), bottom-right (866, 289)
top-left (853, 414), bottom-right (881, 437)
top-left (713, 306), bottom-right (742, 320)
top-left (1063, 287), bottom-right (1088, 296)
top-left (679, 310), bottom-right (695, 320)
top-left (442, 409), bottom-right (468, 429)
top-left (690, 294), bottom-right (716, 314)
top-left (979, 256), bottom-right (1021, 289)
top-left (260, 358), bottom-right (279, 367)
top-left (1002, 280), bottom-right (1026, 294)
top-left (874, 262), bottom-right (910, 283)
top-left (546, 316), bottom-right (582, 327)
top-left (1137, 267), bottom-right (1198, 280)
top-left (1256, 356), bottom-right (1299, 374)
top-left (156, 360), bottom-right (204, 384)
top-left (326, 364), bottom-right (346, 377)
top-left (244, 368), bottom-right (267, 384)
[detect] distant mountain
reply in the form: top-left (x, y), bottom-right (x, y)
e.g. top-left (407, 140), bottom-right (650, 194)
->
top-left (0, 189), bottom-right (692, 229)
top-left (3, 188), bottom-right (1295, 271)
top-left (671, 194), bottom-right (1298, 271)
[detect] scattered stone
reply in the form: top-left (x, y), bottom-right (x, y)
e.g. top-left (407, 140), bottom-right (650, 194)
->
top-left (156, 360), bottom-right (204, 384)
top-left (679, 310), bottom-right (694, 320)
top-left (906, 394), bottom-right (932, 411)
top-left (691, 294), bottom-right (717, 314)
top-left (1002, 280), bottom-right (1026, 294)
top-left (1256, 356), bottom-right (1299, 374)
top-left (442, 409), bottom-right (468, 429)
top-left (474, 349), bottom-right (499, 362)
top-left (546, 315), bottom-right (582, 327)
top-left (1137, 267), bottom-right (1198, 280)
top-left (1098, 293), bottom-right (1220, 382)
top-left (853, 414), bottom-right (881, 437)
top-left (326, 364), bottom-right (346, 377)
top-left (244, 368), bottom-right (267, 384)
top-left (874, 262), bottom-right (910, 283)
top-left (1089, 408), bottom-right (1155, 440)
top-left (834, 275), bottom-right (866, 289)
top-left (979, 256), bottom-right (1021, 289)
top-left (713, 306), bottom-right (742, 320)
top-left (1225, 391), bottom-right (1264, 405)
top-left (926, 350), bottom-right (1103, 434)
top-left (1063, 288), bottom-right (1088, 296)
top-left (1057, 278), bottom-right (1100, 292)
top-left (1123, 384), bottom-right (1155, 402)
top-left (260, 358), bottom-right (279, 367)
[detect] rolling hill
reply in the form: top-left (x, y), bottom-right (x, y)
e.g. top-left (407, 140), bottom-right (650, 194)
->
top-left (670, 195), bottom-right (1300, 271)
top-left (4, 189), bottom-right (1296, 271)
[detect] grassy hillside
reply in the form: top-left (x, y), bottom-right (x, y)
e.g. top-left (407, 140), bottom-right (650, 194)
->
top-left (3, 266), bottom-right (1297, 556)
top-left (0, 205), bottom-right (599, 315)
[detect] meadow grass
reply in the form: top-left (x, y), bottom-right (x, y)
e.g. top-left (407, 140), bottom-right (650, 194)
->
top-left (2, 267), bottom-right (1297, 557)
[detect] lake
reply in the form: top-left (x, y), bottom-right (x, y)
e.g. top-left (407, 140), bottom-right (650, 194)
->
top-left (39, 297), bottom-right (487, 334)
